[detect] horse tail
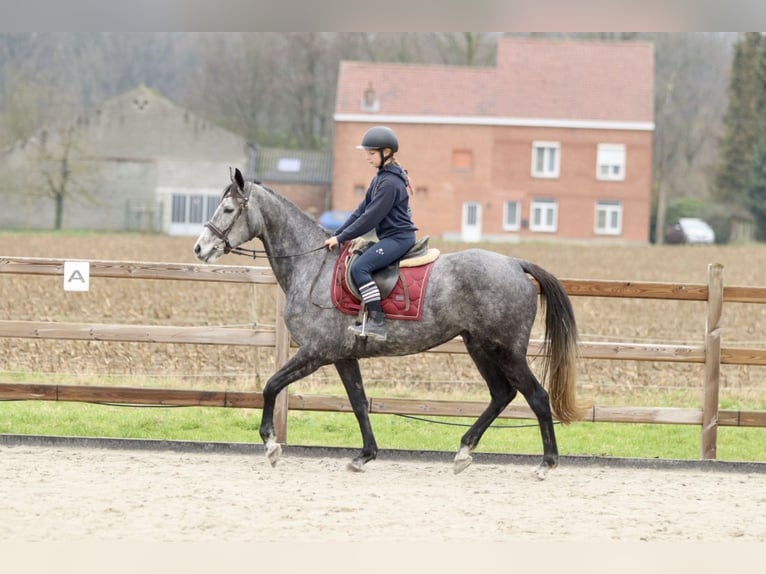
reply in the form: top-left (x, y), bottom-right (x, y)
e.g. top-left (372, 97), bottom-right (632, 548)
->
top-left (520, 261), bottom-right (585, 424)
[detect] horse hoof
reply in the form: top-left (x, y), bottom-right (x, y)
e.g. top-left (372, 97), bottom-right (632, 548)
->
top-left (265, 441), bottom-right (282, 467)
top-left (533, 464), bottom-right (551, 480)
top-left (347, 459), bottom-right (366, 472)
top-left (453, 447), bottom-right (473, 474)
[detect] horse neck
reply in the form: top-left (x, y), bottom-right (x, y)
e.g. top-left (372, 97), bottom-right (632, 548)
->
top-left (252, 185), bottom-right (329, 293)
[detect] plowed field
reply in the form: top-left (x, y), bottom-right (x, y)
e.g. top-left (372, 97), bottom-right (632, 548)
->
top-left (1, 232), bottom-right (764, 408)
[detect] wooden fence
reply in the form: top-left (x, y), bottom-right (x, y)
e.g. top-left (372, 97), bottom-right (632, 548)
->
top-left (1, 255), bottom-right (765, 460)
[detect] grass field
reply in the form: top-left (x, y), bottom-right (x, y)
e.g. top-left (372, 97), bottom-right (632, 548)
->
top-left (1, 231), bottom-right (765, 460)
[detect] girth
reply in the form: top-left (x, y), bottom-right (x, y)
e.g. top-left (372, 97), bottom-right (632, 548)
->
top-left (344, 236), bottom-right (440, 300)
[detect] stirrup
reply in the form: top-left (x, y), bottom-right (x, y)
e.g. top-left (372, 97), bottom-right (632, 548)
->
top-left (348, 310), bottom-right (387, 341)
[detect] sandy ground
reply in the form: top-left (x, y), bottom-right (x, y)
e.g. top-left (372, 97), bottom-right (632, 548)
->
top-left (1, 440), bottom-right (764, 544)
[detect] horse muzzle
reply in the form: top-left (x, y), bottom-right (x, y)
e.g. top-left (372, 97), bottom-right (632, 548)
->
top-left (193, 236), bottom-right (223, 263)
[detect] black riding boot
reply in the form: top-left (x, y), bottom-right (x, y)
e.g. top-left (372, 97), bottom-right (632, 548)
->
top-left (349, 308), bottom-right (387, 341)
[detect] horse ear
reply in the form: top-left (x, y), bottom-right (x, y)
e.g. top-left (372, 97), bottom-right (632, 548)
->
top-left (234, 168), bottom-right (245, 190)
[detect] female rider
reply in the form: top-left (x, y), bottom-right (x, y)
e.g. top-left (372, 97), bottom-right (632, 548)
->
top-left (324, 125), bottom-right (417, 342)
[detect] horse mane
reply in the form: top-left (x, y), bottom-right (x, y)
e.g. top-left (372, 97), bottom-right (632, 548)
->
top-left (246, 179), bottom-right (329, 236)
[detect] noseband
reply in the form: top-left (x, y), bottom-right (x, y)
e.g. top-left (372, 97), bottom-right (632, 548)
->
top-left (204, 185), bottom-right (251, 255)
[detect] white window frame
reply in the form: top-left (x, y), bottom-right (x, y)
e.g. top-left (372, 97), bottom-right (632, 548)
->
top-left (171, 192), bottom-right (218, 225)
top-left (162, 187), bottom-right (221, 236)
top-left (502, 200), bottom-right (521, 231)
top-left (596, 143), bottom-right (626, 181)
top-left (530, 198), bottom-right (558, 233)
top-left (595, 200), bottom-right (623, 235)
top-left (531, 141), bottom-right (560, 179)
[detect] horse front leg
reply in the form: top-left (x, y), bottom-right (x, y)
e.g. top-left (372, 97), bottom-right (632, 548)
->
top-left (260, 349), bottom-right (326, 467)
top-left (334, 359), bottom-right (378, 472)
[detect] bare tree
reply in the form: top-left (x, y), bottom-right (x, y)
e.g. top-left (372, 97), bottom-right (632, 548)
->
top-left (36, 125), bottom-right (93, 229)
top-left (430, 32), bottom-right (498, 66)
top-left (277, 33), bottom-right (340, 149)
top-left (652, 33), bottom-right (734, 242)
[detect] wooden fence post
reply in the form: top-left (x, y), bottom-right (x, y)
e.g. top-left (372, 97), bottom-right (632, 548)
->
top-left (702, 263), bottom-right (723, 459)
top-left (273, 288), bottom-right (290, 443)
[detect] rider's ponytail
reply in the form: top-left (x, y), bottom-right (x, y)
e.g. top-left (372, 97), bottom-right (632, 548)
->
top-left (391, 158), bottom-right (414, 197)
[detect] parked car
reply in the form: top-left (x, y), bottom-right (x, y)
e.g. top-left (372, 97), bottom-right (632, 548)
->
top-left (665, 217), bottom-right (715, 245)
top-left (317, 210), bottom-right (352, 232)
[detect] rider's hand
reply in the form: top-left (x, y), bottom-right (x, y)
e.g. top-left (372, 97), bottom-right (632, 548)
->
top-left (324, 236), bottom-right (339, 250)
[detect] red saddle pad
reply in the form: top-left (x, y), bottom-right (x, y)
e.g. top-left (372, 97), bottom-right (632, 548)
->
top-left (331, 243), bottom-right (435, 321)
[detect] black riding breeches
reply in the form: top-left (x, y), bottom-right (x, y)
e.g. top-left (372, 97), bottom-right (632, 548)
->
top-left (350, 234), bottom-right (416, 288)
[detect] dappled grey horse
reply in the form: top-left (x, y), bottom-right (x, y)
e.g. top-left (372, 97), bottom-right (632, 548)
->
top-left (194, 168), bottom-right (583, 478)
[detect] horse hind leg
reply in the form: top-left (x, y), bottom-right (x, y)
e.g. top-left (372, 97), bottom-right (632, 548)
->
top-left (507, 360), bottom-right (560, 480)
top-left (462, 338), bottom-right (560, 480)
top-left (455, 339), bottom-right (517, 474)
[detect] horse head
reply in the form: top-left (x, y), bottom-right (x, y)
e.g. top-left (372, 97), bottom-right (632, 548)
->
top-left (194, 168), bottom-right (263, 263)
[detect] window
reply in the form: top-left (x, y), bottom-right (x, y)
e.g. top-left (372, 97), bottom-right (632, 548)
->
top-left (597, 144), bottom-right (626, 181)
top-left (531, 141), bottom-right (560, 178)
top-left (452, 149), bottom-right (473, 171)
top-left (188, 195), bottom-right (205, 224)
top-left (361, 82), bottom-right (380, 112)
top-left (530, 199), bottom-right (557, 232)
top-left (464, 203), bottom-right (480, 226)
top-left (595, 200), bottom-right (622, 235)
top-left (277, 158), bottom-right (301, 172)
top-left (171, 195), bottom-right (187, 224)
top-left (503, 200), bottom-right (521, 231)
top-left (170, 192), bottom-right (219, 225)
top-left (206, 196), bottom-right (219, 220)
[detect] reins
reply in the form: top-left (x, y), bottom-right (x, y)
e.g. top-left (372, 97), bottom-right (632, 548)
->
top-left (225, 243), bottom-right (326, 260)
top-left (227, 231), bottom-right (333, 310)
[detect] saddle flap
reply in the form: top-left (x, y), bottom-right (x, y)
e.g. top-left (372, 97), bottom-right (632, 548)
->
top-left (332, 242), bottom-right (436, 322)
top-left (344, 251), bottom-right (400, 300)
top-left (343, 236), bottom-right (439, 300)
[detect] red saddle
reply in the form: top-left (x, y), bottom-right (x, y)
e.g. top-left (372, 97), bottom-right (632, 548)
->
top-left (331, 242), bottom-right (436, 321)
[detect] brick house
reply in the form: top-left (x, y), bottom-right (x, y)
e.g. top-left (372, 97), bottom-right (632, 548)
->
top-left (332, 37), bottom-right (655, 243)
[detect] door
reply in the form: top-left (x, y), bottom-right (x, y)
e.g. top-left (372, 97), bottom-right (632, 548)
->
top-left (461, 202), bottom-right (482, 242)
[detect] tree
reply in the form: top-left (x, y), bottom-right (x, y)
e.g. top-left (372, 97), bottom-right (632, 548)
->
top-left (1, 123), bottom-right (96, 230)
top-left (651, 33), bottom-right (734, 242)
top-left (714, 33), bottom-right (765, 208)
top-left (277, 33), bottom-right (338, 149)
top-left (746, 124), bottom-right (766, 240)
top-left (430, 32), bottom-right (498, 66)
top-left (745, 39), bottom-right (766, 241)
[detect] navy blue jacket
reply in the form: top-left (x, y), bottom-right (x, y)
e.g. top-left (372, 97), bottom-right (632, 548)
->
top-left (334, 164), bottom-right (417, 244)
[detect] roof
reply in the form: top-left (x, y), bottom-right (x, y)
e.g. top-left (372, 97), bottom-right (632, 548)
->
top-left (3, 84), bottom-right (248, 164)
top-left (335, 37), bottom-right (654, 129)
top-left (251, 146), bottom-right (332, 184)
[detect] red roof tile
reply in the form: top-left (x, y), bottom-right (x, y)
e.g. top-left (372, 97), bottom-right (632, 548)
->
top-left (336, 37), bottom-right (654, 124)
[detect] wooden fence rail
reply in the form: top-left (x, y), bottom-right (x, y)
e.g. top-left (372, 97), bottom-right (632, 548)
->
top-left (2, 255), bottom-right (766, 459)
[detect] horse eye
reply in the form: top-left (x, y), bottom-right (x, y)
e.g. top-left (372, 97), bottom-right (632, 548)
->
top-left (223, 207), bottom-right (235, 214)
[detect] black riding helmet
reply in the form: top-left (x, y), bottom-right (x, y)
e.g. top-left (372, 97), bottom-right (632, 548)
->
top-left (357, 126), bottom-right (399, 168)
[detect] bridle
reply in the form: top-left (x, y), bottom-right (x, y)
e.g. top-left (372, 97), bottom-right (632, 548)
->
top-left (204, 183), bottom-right (253, 256)
top-left (204, 181), bottom-right (325, 261)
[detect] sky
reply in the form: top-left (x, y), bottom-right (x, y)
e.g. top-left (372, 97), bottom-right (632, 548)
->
top-left (1, 1), bottom-right (766, 33)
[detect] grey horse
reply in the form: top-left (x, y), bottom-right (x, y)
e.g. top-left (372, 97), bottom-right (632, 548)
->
top-left (194, 169), bottom-right (583, 478)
